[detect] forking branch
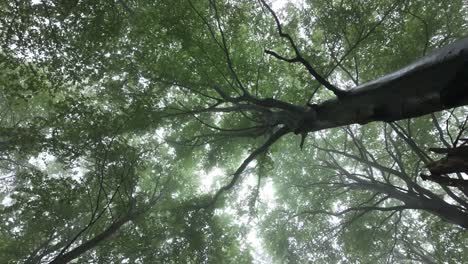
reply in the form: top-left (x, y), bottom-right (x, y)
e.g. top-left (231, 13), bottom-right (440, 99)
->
top-left (258, 0), bottom-right (347, 98)
top-left (194, 126), bottom-right (290, 209)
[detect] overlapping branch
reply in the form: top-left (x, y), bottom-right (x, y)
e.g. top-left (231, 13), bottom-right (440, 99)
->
top-left (195, 126), bottom-right (289, 209)
top-left (259, 0), bottom-right (346, 98)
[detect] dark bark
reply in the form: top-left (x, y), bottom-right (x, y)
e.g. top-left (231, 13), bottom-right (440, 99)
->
top-left (299, 37), bottom-right (468, 133)
top-left (356, 180), bottom-right (468, 229)
top-left (420, 199), bottom-right (468, 229)
top-left (319, 126), bottom-right (468, 229)
top-left (420, 145), bottom-right (468, 192)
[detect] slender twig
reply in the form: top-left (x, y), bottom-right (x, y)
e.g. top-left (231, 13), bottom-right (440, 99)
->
top-left (209, 0), bottom-right (248, 93)
top-left (405, 9), bottom-right (429, 56)
top-left (259, 0), bottom-right (345, 98)
top-left (307, 0), bottom-right (401, 103)
top-left (195, 126), bottom-right (289, 209)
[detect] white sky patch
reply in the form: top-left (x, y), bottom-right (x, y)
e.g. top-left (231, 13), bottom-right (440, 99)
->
top-left (247, 179), bottom-right (277, 263)
top-left (329, 201), bottom-right (344, 225)
top-left (138, 76), bottom-right (150, 88)
top-left (28, 152), bottom-right (56, 170)
top-left (1, 195), bottom-right (15, 207)
top-left (70, 163), bottom-right (88, 183)
top-left (258, 178), bottom-right (276, 208)
top-left (155, 127), bottom-right (167, 144)
top-left (271, 0), bottom-right (289, 11)
top-left (231, 170), bottom-right (278, 263)
top-left (27, 152), bottom-right (90, 183)
top-left (247, 226), bottom-right (275, 264)
top-left (198, 167), bottom-right (224, 193)
top-left (271, 0), bottom-right (303, 11)
top-left (201, 161), bottom-right (278, 263)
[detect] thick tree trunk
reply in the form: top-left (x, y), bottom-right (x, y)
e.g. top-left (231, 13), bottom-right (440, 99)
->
top-left (422, 199), bottom-right (468, 229)
top-left (302, 38), bottom-right (468, 132)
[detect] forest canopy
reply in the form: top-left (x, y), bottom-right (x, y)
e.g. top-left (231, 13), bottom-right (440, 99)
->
top-left (0, 0), bottom-right (467, 263)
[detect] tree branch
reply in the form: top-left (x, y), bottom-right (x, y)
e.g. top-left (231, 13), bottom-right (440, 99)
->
top-left (195, 126), bottom-right (290, 209)
top-left (259, 0), bottom-right (346, 98)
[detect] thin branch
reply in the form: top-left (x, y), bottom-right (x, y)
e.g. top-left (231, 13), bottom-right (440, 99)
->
top-left (259, 0), bottom-right (345, 98)
top-left (307, 0), bottom-right (401, 103)
top-left (405, 9), bottom-right (429, 56)
top-left (209, 0), bottom-right (248, 93)
top-left (327, 0), bottom-right (401, 76)
top-left (390, 122), bottom-right (432, 164)
top-left (453, 115), bottom-right (468, 147)
top-left (264, 49), bottom-right (298, 63)
top-left (212, 85), bottom-right (305, 113)
top-left (297, 205), bottom-right (407, 218)
top-left (196, 126), bottom-right (289, 209)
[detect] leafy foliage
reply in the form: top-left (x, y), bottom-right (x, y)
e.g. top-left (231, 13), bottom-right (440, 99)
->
top-left (0, 0), bottom-right (467, 263)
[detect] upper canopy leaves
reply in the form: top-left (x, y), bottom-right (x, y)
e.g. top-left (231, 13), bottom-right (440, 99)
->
top-left (0, 0), bottom-right (467, 263)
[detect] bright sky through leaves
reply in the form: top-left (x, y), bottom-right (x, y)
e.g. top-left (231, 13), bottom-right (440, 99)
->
top-left (0, 0), bottom-right (467, 263)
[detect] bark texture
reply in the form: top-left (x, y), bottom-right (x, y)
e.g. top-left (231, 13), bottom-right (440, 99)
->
top-left (420, 145), bottom-right (468, 196)
top-left (301, 37), bottom-right (468, 133)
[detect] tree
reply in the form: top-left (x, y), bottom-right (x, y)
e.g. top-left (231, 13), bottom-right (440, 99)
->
top-left (260, 111), bottom-right (468, 262)
top-left (0, 0), bottom-right (467, 263)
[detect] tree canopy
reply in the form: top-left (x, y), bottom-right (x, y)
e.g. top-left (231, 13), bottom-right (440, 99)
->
top-left (0, 0), bottom-right (467, 263)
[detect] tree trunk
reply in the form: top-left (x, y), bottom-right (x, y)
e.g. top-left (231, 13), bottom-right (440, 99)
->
top-left (422, 199), bottom-right (468, 229)
top-left (302, 38), bottom-right (468, 133)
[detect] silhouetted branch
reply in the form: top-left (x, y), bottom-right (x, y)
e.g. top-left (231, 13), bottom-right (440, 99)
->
top-left (259, 0), bottom-right (346, 98)
top-left (196, 126), bottom-right (289, 209)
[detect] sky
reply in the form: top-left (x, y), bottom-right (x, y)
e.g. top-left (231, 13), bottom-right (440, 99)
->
top-left (3, 0), bottom-right (312, 262)
top-left (272, 0), bottom-right (303, 11)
